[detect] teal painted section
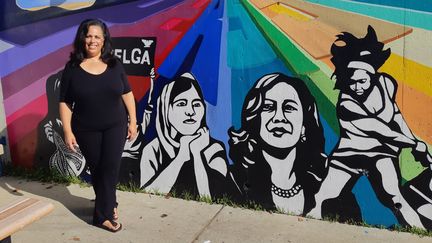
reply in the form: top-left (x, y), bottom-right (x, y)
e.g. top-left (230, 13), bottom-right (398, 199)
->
top-left (227, 0), bottom-right (291, 129)
top-left (351, 0), bottom-right (432, 13)
top-left (307, 0), bottom-right (432, 30)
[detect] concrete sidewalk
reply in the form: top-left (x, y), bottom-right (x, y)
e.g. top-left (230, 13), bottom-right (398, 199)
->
top-left (0, 176), bottom-right (430, 243)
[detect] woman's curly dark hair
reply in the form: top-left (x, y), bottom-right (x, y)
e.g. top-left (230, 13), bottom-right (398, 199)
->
top-left (331, 25), bottom-right (391, 91)
top-left (69, 19), bottom-right (116, 67)
top-left (228, 73), bottom-right (327, 212)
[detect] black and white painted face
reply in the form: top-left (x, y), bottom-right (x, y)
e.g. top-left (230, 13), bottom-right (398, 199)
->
top-left (168, 87), bottom-right (205, 136)
top-left (349, 69), bottom-right (371, 96)
top-left (259, 82), bottom-right (303, 149)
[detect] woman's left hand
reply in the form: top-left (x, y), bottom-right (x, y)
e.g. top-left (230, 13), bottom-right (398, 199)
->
top-left (127, 123), bottom-right (138, 141)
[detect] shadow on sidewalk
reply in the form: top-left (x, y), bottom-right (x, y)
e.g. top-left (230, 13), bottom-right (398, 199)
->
top-left (0, 177), bottom-right (94, 224)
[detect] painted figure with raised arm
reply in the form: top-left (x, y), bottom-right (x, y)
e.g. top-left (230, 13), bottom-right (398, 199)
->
top-left (308, 26), bottom-right (432, 229)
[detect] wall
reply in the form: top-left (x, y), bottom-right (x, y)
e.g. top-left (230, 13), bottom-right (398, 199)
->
top-left (0, 0), bottom-right (431, 230)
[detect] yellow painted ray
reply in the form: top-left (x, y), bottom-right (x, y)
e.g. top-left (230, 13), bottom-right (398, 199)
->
top-left (267, 3), bottom-right (314, 21)
top-left (381, 53), bottom-right (432, 97)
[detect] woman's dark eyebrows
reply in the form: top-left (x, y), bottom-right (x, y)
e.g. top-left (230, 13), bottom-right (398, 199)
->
top-left (283, 99), bottom-right (299, 105)
top-left (263, 98), bottom-right (275, 103)
top-left (264, 98), bottom-right (298, 105)
top-left (173, 98), bottom-right (187, 103)
top-left (192, 98), bottom-right (203, 102)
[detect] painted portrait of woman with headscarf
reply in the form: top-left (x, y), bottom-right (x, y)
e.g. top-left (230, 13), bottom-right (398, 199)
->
top-left (140, 72), bottom-right (239, 199)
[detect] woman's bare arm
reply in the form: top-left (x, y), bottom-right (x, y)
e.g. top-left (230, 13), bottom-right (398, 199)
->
top-left (59, 102), bottom-right (77, 151)
top-left (122, 91), bottom-right (137, 140)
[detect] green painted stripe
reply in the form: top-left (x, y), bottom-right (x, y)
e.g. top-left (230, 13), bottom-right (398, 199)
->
top-left (308, 71), bottom-right (339, 105)
top-left (301, 74), bottom-right (340, 135)
top-left (241, 0), bottom-right (319, 75)
top-left (241, 0), bottom-right (340, 133)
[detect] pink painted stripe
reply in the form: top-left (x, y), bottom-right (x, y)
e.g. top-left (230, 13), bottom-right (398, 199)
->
top-left (4, 68), bottom-right (62, 116)
top-left (6, 94), bottom-right (47, 145)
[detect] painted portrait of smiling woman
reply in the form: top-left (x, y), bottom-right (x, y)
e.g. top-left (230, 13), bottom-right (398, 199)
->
top-left (140, 72), bottom-right (239, 199)
top-left (229, 73), bottom-right (327, 215)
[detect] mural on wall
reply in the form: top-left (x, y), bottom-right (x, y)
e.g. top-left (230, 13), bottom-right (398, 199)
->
top-left (307, 26), bottom-right (432, 229)
top-left (34, 70), bottom-right (87, 177)
top-left (0, 0), bottom-right (137, 31)
top-left (229, 73), bottom-right (327, 214)
top-left (16, 0), bottom-right (97, 11)
top-left (1, 0), bottom-right (432, 230)
top-left (134, 72), bottom-right (239, 199)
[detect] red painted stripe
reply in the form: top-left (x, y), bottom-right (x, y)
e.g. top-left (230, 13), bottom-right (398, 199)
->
top-left (7, 95), bottom-right (47, 168)
top-left (193, 0), bottom-right (210, 9)
top-left (128, 75), bottom-right (151, 101)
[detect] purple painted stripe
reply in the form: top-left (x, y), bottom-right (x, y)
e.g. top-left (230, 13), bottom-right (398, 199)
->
top-left (0, 0), bottom-right (182, 77)
top-left (2, 46), bottom-right (70, 99)
top-left (3, 69), bottom-right (56, 116)
top-left (0, 40), bottom-right (13, 53)
top-left (0, 28), bottom-right (76, 78)
top-left (138, 0), bottom-right (164, 8)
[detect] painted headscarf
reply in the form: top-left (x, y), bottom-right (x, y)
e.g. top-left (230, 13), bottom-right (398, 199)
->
top-left (155, 72), bottom-right (206, 158)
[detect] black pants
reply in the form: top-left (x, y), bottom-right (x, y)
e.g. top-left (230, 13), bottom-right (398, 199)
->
top-left (74, 123), bottom-right (127, 225)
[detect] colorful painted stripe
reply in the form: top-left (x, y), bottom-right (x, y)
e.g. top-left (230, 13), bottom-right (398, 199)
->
top-left (267, 3), bottom-right (314, 21)
top-left (350, 0), bottom-right (432, 13)
top-left (307, 0), bottom-right (432, 30)
top-left (1, 0), bottom-right (204, 117)
top-left (0, 0), bottom-right (183, 76)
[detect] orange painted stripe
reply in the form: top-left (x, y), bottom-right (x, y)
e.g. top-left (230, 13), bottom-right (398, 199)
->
top-left (395, 83), bottom-right (432, 144)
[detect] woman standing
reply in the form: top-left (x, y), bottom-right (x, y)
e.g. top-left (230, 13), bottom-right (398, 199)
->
top-left (229, 73), bottom-right (327, 215)
top-left (59, 19), bottom-right (137, 232)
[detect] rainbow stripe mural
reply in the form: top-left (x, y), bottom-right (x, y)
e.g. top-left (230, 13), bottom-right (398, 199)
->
top-left (1, 0), bottom-right (431, 230)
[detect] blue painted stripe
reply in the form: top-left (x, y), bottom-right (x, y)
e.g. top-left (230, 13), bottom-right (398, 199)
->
top-left (191, 0), bottom-right (225, 106)
top-left (320, 115), bottom-right (338, 155)
top-left (307, 0), bottom-right (432, 30)
top-left (206, 0), bottom-right (233, 156)
top-left (352, 176), bottom-right (399, 227)
top-left (157, 0), bottom-right (222, 105)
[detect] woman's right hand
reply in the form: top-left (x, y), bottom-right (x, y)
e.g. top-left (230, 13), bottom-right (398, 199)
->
top-left (178, 134), bottom-right (200, 162)
top-left (414, 140), bottom-right (427, 153)
top-left (64, 131), bottom-right (78, 152)
top-left (412, 140), bottom-right (432, 167)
